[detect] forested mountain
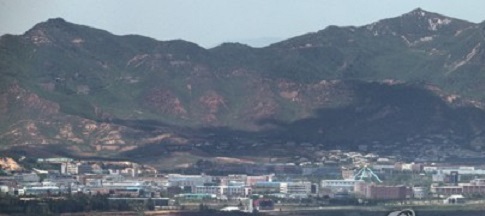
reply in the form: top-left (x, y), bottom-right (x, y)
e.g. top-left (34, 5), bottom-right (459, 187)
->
top-left (1, 9), bottom-right (485, 162)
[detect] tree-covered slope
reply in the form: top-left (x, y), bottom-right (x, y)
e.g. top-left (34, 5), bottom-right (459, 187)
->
top-left (1, 9), bottom-right (485, 159)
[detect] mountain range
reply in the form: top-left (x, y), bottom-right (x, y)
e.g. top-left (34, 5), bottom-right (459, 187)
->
top-left (1, 8), bottom-right (485, 165)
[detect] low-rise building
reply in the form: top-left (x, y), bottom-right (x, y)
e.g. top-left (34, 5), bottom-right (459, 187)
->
top-left (61, 162), bottom-right (78, 175)
top-left (443, 194), bottom-right (466, 204)
top-left (78, 163), bottom-right (93, 175)
top-left (23, 186), bottom-right (61, 196)
top-left (412, 187), bottom-right (427, 199)
top-left (431, 185), bottom-right (462, 196)
top-left (284, 181), bottom-right (312, 195)
top-left (0, 185), bottom-right (11, 194)
top-left (167, 174), bottom-right (212, 187)
top-left (37, 157), bottom-right (73, 164)
top-left (431, 181), bottom-right (485, 196)
top-left (321, 179), bottom-right (364, 193)
top-left (175, 193), bottom-right (217, 200)
top-left (252, 182), bottom-right (283, 194)
top-left (14, 173), bottom-right (40, 183)
top-left (245, 175), bottom-right (273, 186)
top-left (365, 185), bottom-right (411, 200)
top-left (83, 187), bottom-right (110, 195)
top-left (192, 185), bottom-right (249, 197)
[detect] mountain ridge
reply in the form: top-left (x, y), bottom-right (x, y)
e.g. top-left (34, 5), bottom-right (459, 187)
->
top-left (1, 9), bottom-right (485, 163)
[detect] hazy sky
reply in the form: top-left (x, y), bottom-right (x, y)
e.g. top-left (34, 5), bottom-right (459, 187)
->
top-left (1, 0), bottom-right (484, 47)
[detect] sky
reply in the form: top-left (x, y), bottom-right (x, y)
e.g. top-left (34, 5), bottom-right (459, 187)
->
top-left (1, 0), bottom-right (485, 48)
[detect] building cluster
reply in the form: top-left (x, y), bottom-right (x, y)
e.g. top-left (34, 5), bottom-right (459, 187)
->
top-left (318, 162), bottom-right (485, 202)
top-left (170, 173), bottom-right (317, 200)
top-left (320, 178), bottom-right (413, 200)
top-left (0, 157), bottom-right (318, 202)
top-left (0, 157), bottom-right (156, 197)
top-left (2, 156), bottom-right (485, 209)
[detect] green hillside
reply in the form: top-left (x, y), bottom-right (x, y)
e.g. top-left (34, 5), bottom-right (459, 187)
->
top-left (1, 9), bottom-right (485, 160)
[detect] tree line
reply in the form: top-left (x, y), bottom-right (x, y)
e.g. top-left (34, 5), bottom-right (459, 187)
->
top-left (0, 193), bottom-right (155, 215)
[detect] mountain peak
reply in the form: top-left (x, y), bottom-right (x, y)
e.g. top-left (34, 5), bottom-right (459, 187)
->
top-left (31, 18), bottom-right (71, 31)
top-left (402, 7), bottom-right (448, 20)
top-left (23, 18), bottom-right (85, 46)
top-left (26, 17), bottom-right (72, 34)
top-left (45, 17), bottom-right (68, 24)
top-left (406, 7), bottom-right (429, 16)
top-left (358, 8), bottom-right (475, 40)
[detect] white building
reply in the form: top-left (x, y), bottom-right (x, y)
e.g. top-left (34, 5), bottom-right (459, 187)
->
top-left (321, 179), bottom-right (364, 193)
top-left (23, 186), bottom-right (61, 196)
top-left (192, 185), bottom-right (249, 197)
top-left (0, 185), bottom-right (10, 193)
top-left (37, 157), bottom-right (73, 163)
top-left (167, 174), bottom-right (212, 187)
top-left (61, 162), bottom-right (79, 175)
top-left (102, 180), bottom-right (144, 188)
top-left (284, 181), bottom-right (312, 195)
top-left (412, 187), bottom-right (427, 199)
top-left (437, 167), bottom-right (485, 175)
top-left (443, 194), bottom-right (466, 204)
top-left (14, 173), bottom-right (40, 182)
top-left (432, 174), bottom-right (445, 182)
